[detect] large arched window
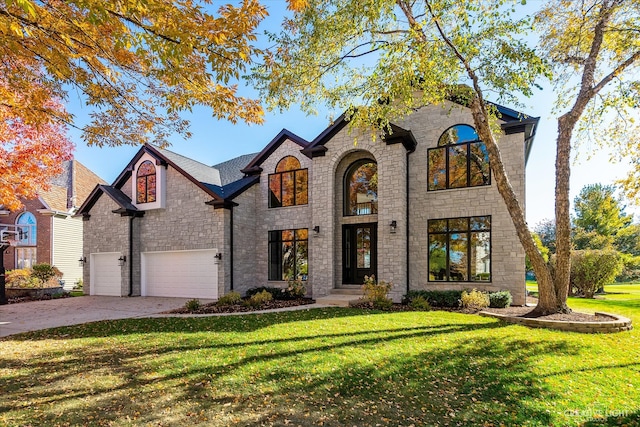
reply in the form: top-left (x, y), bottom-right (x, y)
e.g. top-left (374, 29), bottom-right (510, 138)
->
top-left (269, 156), bottom-right (308, 208)
top-left (428, 124), bottom-right (490, 190)
top-left (136, 160), bottom-right (157, 204)
top-left (344, 160), bottom-right (378, 216)
top-left (16, 212), bottom-right (37, 269)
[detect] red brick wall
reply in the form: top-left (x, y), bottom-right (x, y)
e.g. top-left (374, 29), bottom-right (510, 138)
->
top-left (1, 198), bottom-right (52, 271)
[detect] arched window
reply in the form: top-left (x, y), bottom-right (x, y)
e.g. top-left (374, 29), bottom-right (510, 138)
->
top-left (345, 160), bottom-right (378, 216)
top-left (16, 212), bottom-right (37, 269)
top-left (428, 124), bottom-right (490, 190)
top-left (136, 160), bottom-right (157, 204)
top-left (269, 156), bottom-right (308, 207)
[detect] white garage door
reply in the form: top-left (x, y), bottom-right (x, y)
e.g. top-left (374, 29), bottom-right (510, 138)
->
top-left (141, 249), bottom-right (218, 299)
top-left (90, 252), bottom-right (122, 296)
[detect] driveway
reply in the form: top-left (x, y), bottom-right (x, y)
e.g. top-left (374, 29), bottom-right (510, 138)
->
top-left (0, 296), bottom-right (203, 338)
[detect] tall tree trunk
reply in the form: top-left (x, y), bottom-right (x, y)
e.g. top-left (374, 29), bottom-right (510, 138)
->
top-left (469, 99), bottom-right (557, 314)
top-left (549, 115), bottom-right (574, 314)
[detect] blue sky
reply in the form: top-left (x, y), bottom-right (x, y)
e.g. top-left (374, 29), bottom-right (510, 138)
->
top-left (69, 1), bottom-right (637, 227)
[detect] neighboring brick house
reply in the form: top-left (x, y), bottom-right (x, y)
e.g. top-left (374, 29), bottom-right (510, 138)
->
top-left (77, 101), bottom-right (537, 304)
top-left (1, 160), bottom-right (106, 288)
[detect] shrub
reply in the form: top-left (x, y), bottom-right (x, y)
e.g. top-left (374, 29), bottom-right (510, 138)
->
top-left (245, 290), bottom-right (273, 308)
top-left (286, 278), bottom-right (306, 298)
top-left (5, 269), bottom-right (39, 288)
top-left (408, 295), bottom-right (431, 311)
top-left (460, 289), bottom-right (490, 310)
top-left (488, 290), bottom-right (512, 308)
top-left (246, 286), bottom-right (299, 300)
top-left (362, 275), bottom-right (393, 310)
top-left (403, 290), bottom-right (463, 308)
top-left (216, 291), bottom-right (242, 306)
top-left (32, 263), bottom-right (62, 286)
top-left (184, 299), bottom-right (201, 312)
top-left (571, 249), bottom-right (624, 298)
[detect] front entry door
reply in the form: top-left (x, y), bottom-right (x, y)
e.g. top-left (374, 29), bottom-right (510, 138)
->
top-left (342, 223), bottom-right (377, 284)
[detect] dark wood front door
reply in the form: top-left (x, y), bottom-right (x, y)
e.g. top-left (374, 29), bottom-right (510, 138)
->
top-left (342, 223), bottom-right (377, 284)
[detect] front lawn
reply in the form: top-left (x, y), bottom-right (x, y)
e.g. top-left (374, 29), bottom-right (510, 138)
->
top-left (1, 295), bottom-right (639, 426)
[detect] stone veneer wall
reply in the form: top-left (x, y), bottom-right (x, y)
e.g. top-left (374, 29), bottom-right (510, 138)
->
top-left (134, 167), bottom-right (227, 297)
top-left (82, 193), bottom-right (130, 296)
top-left (311, 126), bottom-right (409, 301)
top-left (402, 103), bottom-right (527, 305)
top-left (231, 185), bottom-right (258, 296)
top-left (252, 140), bottom-right (312, 294)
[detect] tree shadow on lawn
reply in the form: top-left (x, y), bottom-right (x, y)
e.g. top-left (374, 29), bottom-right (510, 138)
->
top-left (6, 307), bottom-right (386, 341)
top-left (0, 314), bottom-right (589, 427)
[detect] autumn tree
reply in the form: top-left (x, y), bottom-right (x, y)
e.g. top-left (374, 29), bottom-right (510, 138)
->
top-left (1, 0), bottom-right (268, 147)
top-left (0, 70), bottom-right (73, 210)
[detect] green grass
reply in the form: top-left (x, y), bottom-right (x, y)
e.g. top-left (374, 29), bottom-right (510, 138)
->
top-left (1, 293), bottom-right (640, 426)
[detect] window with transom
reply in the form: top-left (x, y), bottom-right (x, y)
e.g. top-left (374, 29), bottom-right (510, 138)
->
top-left (268, 156), bottom-right (308, 208)
top-left (428, 124), bottom-right (490, 190)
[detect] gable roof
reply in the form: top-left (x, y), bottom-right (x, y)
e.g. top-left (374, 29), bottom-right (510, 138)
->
top-left (241, 129), bottom-right (309, 175)
top-left (301, 102), bottom-right (538, 162)
top-left (300, 113), bottom-right (417, 158)
top-left (76, 184), bottom-right (141, 218)
top-left (111, 144), bottom-right (224, 202)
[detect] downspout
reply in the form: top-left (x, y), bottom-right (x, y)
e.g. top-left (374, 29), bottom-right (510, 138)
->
top-left (406, 149), bottom-right (413, 295)
top-left (230, 206), bottom-right (234, 291)
top-left (128, 215), bottom-right (134, 296)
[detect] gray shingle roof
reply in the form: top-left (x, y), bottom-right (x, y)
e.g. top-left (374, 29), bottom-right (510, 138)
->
top-left (156, 147), bottom-right (221, 186)
top-left (213, 153), bottom-right (258, 185)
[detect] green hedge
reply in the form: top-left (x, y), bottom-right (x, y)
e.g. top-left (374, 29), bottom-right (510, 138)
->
top-left (404, 289), bottom-right (513, 308)
top-left (403, 290), bottom-right (463, 308)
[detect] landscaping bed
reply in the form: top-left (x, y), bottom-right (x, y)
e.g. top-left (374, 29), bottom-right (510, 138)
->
top-left (168, 297), bottom-right (315, 314)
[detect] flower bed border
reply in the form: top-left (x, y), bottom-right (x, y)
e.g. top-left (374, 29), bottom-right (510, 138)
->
top-left (479, 310), bottom-right (632, 333)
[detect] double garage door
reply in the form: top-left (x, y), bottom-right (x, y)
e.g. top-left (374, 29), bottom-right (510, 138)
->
top-left (90, 249), bottom-right (218, 299)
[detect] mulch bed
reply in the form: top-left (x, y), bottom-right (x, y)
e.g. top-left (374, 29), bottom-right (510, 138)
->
top-left (167, 298), bottom-right (316, 314)
top-left (481, 305), bottom-right (612, 322)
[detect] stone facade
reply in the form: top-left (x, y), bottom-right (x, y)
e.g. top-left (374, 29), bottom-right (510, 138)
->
top-left (80, 101), bottom-right (531, 305)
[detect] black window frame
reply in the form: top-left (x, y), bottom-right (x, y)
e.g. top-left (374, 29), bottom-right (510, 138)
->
top-left (427, 215), bottom-right (492, 283)
top-left (268, 157), bottom-right (308, 208)
top-left (428, 124), bottom-right (491, 191)
top-left (268, 228), bottom-right (309, 281)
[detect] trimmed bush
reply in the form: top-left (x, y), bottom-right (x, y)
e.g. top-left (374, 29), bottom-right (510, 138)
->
top-left (488, 290), bottom-right (512, 308)
top-left (362, 275), bottom-right (393, 310)
top-left (246, 285), bottom-right (304, 301)
top-left (216, 291), bottom-right (242, 306)
top-left (570, 249), bottom-right (624, 298)
top-left (5, 269), bottom-right (38, 288)
top-left (31, 263), bottom-right (62, 283)
top-left (286, 278), bottom-right (306, 298)
top-left (408, 295), bottom-right (431, 311)
top-left (245, 290), bottom-right (273, 308)
top-left (404, 290), bottom-right (463, 308)
top-left (460, 289), bottom-right (490, 310)
top-left (184, 299), bottom-right (201, 312)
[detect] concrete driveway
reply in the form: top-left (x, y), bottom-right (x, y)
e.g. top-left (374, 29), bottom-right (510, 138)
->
top-left (0, 296), bottom-right (201, 338)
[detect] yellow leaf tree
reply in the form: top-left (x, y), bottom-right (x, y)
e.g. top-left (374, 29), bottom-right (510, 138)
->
top-left (0, 0), bottom-right (270, 147)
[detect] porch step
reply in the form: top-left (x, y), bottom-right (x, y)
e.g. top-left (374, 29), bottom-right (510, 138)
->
top-left (314, 290), bottom-right (364, 307)
top-left (331, 287), bottom-right (363, 295)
